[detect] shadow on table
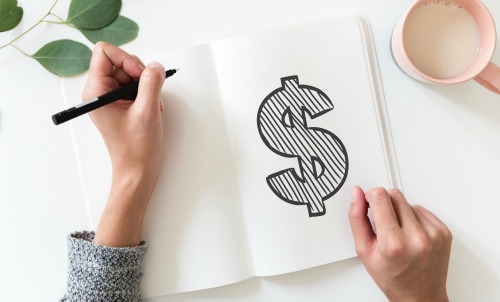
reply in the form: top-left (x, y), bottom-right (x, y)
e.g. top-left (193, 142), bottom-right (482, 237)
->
top-left (435, 46), bottom-right (500, 120)
top-left (425, 73), bottom-right (500, 157)
top-left (261, 257), bottom-right (385, 301)
top-left (145, 257), bottom-right (385, 302)
top-left (447, 231), bottom-right (498, 301)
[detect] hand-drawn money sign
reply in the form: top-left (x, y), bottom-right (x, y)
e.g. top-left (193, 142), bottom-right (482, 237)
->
top-left (257, 76), bottom-right (348, 217)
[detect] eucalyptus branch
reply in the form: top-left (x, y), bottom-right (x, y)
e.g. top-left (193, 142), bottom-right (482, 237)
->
top-left (0, 0), bottom-right (138, 77)
top-left (0, 0), bottom-right (60, 50)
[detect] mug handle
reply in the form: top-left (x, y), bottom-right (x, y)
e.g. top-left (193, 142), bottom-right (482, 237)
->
top-left (474, 62), bottom-right (500, 94)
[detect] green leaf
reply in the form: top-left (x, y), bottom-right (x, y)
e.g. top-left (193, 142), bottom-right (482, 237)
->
top-left (67, 0), bottom-right (121, 29)
top-left (78, 15), bottom-right (138, 46)
top-left (0, 0), bottom-right (23, 32)
top-left (32, 40), bottom-right (92, 77)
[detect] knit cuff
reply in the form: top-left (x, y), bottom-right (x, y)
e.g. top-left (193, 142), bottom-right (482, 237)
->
top-left (64, 231), bottom-right (148, 302)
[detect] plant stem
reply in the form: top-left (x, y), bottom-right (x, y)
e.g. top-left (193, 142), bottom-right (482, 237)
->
top-left (42, 20), bottom-right (65, 25)
top-left (9, 43), bottom-right (32, 58)
top-left (48, 12), bottom-right (66, 23)
top-left (0, 0), bottom-right (61, 51)
top-left (43, 13), bottom-right (78, 29)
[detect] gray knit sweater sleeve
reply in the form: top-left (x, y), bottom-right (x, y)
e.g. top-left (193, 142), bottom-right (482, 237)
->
top-left (61, 231), bottom-right (148, 302)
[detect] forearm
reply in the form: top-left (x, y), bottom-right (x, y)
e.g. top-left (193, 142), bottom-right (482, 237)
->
top-left (93, 167), bottom-right (157, 247)
top-left (62, 43), bottom-right (164, 301)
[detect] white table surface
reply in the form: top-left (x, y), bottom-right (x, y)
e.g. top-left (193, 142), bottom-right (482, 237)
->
top-left (1, 0), bottom-right (500, 301)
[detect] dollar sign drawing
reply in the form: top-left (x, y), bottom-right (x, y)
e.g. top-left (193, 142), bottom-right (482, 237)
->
top-left (257, 76), bottom-right (348, 217)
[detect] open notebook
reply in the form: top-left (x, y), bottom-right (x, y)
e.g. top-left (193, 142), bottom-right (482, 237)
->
top-left (60, 16), bottom-right (399, 298)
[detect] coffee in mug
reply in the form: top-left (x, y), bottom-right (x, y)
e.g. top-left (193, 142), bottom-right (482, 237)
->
top-left (392, 0), bottom-right (500, 94)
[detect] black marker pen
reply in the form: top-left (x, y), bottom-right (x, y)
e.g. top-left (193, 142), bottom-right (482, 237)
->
top-left (52, 69), bottom-right (178, 125)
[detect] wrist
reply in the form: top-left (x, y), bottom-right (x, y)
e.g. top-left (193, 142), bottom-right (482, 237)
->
top-left (93, 166), bottom-right (158, 247)
top-left (110, 165), bottom-right (158, 206)
top-left (387, 289), bottom-right (448, 302)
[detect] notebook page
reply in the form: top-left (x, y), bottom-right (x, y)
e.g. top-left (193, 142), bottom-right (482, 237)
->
top-left (60, 44), bottom-right (253, 297)
top-left (212, 17), bottom-right (392, 275)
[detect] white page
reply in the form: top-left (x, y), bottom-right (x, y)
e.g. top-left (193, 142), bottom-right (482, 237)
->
top-left (212, 17), bottom-right (393, 275)
top-left (60, 44), bottom-right (254, 297)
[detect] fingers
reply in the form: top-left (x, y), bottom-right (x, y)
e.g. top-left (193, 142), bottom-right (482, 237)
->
top-left (359, 187), bottom-right (452, 249)
top-left (135, 62), bottom-right (165, 113)
top-left (83, 43), bottom-right (166, 128)
top-left (364, 188), bottom-right (400, 235)
top-left (89, 42), bottom-right (144, 79)
top-left (413, 205), bottom-right (445, 227)
top-left (387, 189), bottom-right (419, 230)
top-left (133, 55), bottom-right (146, 68)
top-left (348, 186), bottom-right (376, 255)
top-left (83, 42), bottom-right (144, 101)
top-left (413, 205), bottom-right (453, 244)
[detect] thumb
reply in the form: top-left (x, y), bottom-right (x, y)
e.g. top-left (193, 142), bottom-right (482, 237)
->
top-left (348, 186), bottom-right (375, 257)
top-left (135, 61), bottom-right (165, 112)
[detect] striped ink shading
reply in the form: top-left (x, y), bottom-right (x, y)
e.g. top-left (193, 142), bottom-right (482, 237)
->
top-left (257, 76), bottom-right (349, 217)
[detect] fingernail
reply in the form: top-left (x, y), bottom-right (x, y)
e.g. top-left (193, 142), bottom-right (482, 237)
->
top-left (148, 61), bottom-right (164, 71)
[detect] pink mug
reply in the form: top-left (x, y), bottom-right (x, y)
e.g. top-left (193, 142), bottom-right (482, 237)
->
top-left (392, 0), bottom-right (500, 94)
